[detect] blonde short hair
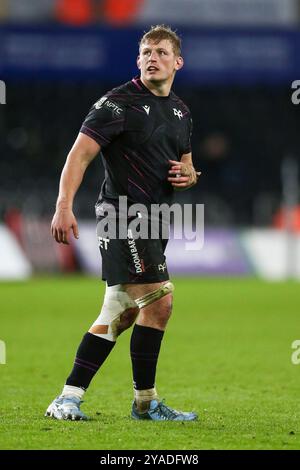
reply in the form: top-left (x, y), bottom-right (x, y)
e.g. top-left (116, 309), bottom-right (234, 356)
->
top-left (139, 25), bottom-right (182, 56)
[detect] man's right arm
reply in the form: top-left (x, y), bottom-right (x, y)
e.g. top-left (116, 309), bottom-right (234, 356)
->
top-left (51, 133), bottom-right (100, 244)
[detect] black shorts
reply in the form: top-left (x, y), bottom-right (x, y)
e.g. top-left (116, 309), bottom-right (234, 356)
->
top-left (97, 215), bottom-right (169, 286)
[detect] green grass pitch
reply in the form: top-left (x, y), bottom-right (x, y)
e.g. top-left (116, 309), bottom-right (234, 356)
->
top-left (0, 276), bottom-right (300, 450)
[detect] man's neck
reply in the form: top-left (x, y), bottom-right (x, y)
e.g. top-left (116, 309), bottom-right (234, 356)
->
top-left (140, 77), bottom-right (172, 97)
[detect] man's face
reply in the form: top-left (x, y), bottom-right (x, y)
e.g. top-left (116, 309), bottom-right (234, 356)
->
top-left (137, 39), bottom-right (183, 84)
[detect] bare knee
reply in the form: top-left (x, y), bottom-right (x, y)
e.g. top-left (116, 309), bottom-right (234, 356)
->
top-left (157, 294), bottom-right (173, 323)
top-left (123, 281), bottom-right (174, 331)
top-left (138, 294), bottom-right (173, 330)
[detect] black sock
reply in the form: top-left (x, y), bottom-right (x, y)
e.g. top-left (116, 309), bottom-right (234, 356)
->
top-left (66, 332), bottom-right (115, 390)
top-left (130, 324), bottom-right (164, 391)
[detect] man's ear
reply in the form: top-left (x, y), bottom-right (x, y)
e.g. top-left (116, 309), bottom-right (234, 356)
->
top-left (175, 56), bottom-right (184, 71)
top-left (137, 55), bottom-right (141, 70)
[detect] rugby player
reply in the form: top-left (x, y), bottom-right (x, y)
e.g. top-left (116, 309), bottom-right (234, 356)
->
top-left (46, 25), bottom-right (200, 421)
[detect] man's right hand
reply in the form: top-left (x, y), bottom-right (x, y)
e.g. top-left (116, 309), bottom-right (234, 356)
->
top-left (51, 208), bottom-right (79, 245)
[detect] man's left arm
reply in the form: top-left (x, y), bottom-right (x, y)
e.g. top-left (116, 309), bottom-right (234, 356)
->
top-left (168, 153), bottom-right (201, 191)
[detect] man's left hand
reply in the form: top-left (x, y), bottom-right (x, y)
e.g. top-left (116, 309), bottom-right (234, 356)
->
top-left (168, 159), bottom-right (201, 191)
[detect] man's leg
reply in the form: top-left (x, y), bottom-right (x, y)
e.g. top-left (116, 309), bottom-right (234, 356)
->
top-left (124, 282), bottom-right (172, 411)
top-left (66, 284), bottom-right (139, 390)
top-left (124, 281), bottom-right (198, 421)
top-left (45, 283), bottom-right (139, 420)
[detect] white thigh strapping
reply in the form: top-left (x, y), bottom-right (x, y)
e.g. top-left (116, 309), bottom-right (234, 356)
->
top-left (91, 284), bottom-right (138, 341)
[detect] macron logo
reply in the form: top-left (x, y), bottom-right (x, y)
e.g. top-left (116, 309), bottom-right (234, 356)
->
top-left (143, 105), bottom-right (150, 115)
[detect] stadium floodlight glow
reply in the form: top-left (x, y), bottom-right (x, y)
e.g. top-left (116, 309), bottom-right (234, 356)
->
top-left (0, 80), bottom-right (6, 104)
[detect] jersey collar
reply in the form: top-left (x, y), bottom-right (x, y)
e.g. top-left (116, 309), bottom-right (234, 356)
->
top-left (131, 76), bottom-right (171, 99)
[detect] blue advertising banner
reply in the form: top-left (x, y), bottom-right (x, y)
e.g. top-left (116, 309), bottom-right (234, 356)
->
top-left (0, 25), bottom-right (299, 85)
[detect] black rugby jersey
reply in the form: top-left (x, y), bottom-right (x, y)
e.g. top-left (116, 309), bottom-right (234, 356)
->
top-left (80, 76), bottom-right (192, 210)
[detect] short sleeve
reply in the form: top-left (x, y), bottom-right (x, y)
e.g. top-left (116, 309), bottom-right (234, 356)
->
top-left (181, 116), bottom-right (193, 155)
top-left (80, 95), bottom-right (125, 148)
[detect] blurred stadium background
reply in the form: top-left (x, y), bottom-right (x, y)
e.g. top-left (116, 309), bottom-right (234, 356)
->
top-left (1, 0), bottom-right (300, 281)
top-left (0, 0), bottom-right (300, 281)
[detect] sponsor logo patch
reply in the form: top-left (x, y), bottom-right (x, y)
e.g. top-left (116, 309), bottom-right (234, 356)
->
top-left (127, 229), bottom-right (145, 273)
top-left (95, 96), bottom-right (123, 115)
top-left (94, 96), bottom-right (108, 109)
